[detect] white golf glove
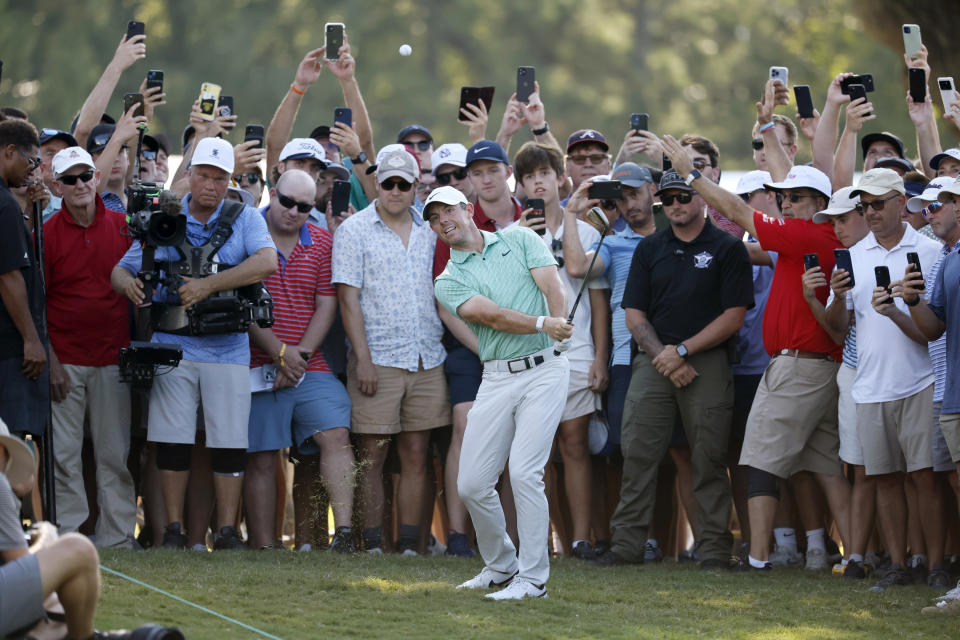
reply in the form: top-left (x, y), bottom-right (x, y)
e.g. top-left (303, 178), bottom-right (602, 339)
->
top-left (553, 338), bottom-right (572, 353)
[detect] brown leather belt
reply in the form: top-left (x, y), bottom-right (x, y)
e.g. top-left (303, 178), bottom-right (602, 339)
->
top-left (772, 348), bottom-right (836, 362)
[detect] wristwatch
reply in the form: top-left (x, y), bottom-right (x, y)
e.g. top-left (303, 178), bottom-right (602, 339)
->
top-left (684, 170), bottom-right (701, 186)
top-left (676, 343), bottom-right (689, 358)
top-left (531, 122), bottom-right (550, 136)
top-left (351, 151), bottom-right (368, 164)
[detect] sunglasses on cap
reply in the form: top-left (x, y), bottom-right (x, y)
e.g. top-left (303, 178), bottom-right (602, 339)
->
top-left (921, 201), bottom-right (944, 218)
top-left (41, 128), bottom-right (61, 136)
top-left (435, 167), bottom-right (468, 185)
top-left (660, 192), bottom-right (693, 206)
top-left (854, 194), bottom-right (899, 214)
top-left (235, 173), bottom-right (261, 186)
top-left (380, 178), bottom-right (413, 192)
top-left (90, 133), bottom-right (112, 148)
top-left (141, 149), bottom-right (157, 161)
top-left (277, 192), bottom-right (313, 213)
top-left (403, 140), bottom-right (431, 151)
top-left (751, 138), bottom-right (764, 151)
top-left (58, 170), bottom-right (95, 186)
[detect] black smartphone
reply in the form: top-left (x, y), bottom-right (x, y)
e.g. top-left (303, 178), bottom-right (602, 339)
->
top-left (794, 85), bottom-right (815, 119)
top-left (907, 251), bottom-right (925, 290)
top-left (146, 69), bottom-right (163, 93)
top-left (909, 68), bottom-right (926, 104)
top-left (122, 92), bottom-right (145, 118)
top-left (325, 23), bottom-right (344, 60)
top-left (458, 86), bottom-right (495, 122)
top-left (875, 265), bottom-right (891, 295)
top-left (848, 84), bottom-right (869, 116)
top-left (662, 153), bottom-right (672, 173)
top-left (803, 253), bottom-right (820, 272)
top-left (841, 74), bottom-right (875, 94)
top-left (833, 248), bottom-right (855, 289)
top-left (517, 66), bottom-right (535, 103)
top-left (588, 180), bottom-right (623, 201)
top-left (630, 113), bottom-right (649, 132)
top-left (331, 180), bottom-right (352, 217)
top-left (652, 202), bottom-right (668, 232)
top-left (126, 20), bottom-right (145, 41)
top-left (218, 95), bottom-right (234, 118)
top-left (526, 197), bottom-right (546, 235)
top-left (244, 124), bottom-right (265, 149)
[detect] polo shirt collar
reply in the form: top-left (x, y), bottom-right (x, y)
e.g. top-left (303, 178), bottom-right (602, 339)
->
top-left (664, 220), bottom-right (713, 245)
top-left (474, 198), bottom-right (522, 230)
top-left (260, 205), bottom-right (312, 246)
top-left (618, 226), bottom-right (645, 239)
top-left (450, 229), bottom-right (499, 264)
top-left (58, 193), bottom-right (107, 228)
top-left (182, 193), bottom-right (225, 226)
top-left (372, 199), bottom-right (424, 227)
top-left (864, 222), bottom-right (919, 252)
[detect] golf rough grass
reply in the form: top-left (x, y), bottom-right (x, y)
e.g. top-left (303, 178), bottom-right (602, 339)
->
top-left (96, 550), bottom-right (954, 639)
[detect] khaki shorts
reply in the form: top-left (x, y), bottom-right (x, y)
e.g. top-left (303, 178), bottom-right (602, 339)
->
top-left (836, 364), bottom-right (863, 466)
top-left (940, 412), bottom-right (960, 464)
top-left (857, 385), bottom-right (934, 475)
top-left (347, 355), bottom-right (450, 435)
top-left (739, 355), bottom-right (841, 478)
top-left (561, 368), bottom-right (601, 422)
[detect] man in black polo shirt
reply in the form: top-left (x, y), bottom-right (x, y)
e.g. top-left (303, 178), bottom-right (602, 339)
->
top-left (0, 120), bottom-right (48, 438)
top-left (593, 169), bottom-right (752, 570)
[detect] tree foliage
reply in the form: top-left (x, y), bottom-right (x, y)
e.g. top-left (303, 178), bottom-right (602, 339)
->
top-left (1, 0), bottom-right (955, 168)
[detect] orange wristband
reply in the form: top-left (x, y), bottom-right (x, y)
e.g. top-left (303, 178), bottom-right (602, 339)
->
top-left (290, 84), bottom-right (305, 96)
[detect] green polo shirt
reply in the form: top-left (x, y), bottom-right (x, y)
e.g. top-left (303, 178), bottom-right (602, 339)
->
top-left (435, 227), bottom-right (557, 362)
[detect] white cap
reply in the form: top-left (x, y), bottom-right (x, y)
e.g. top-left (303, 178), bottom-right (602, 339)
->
top-left (431, 143), bottom-right (468, 173)
top-left (929, 148), bottom-right (960, 171)
top-left (279, 138), bottom-right (326, 165)
top-left (764, 165), bottom-right (832, 199)
top-left (227, 184), bottom-right (255, 207)
top-left (937, 178), bottom-right (960, 203)
top-left (52, 146), bottom-right (95, 177)
top-left (191, 137), bottom-right (235, 174)
top-left (0, 418), bottom-right (34, 488)
top-left (812, 186), bottom-right (860, 223)
top-left (907, 176), bottom-right (956, 213)
top-left (375, 143), bottom-right (406, 164)
top-left (735, 170), bottom-right (772, 195)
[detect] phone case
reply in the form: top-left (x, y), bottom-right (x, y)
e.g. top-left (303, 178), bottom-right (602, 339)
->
top-left (769, 66), bottom-right (788, 88)
top-left (218, 95), bottom-right (234, 118)
top-left (325, 23), bottom-right (344, 60)
top-left (833, 249), bottom-right (856, 289)
top-left (907, 252), bottom-right (925, 289)
top-left (198, 82), bottom-right (221, 121)
top-left (903, 24), bottom-right (922, 58)
top-left (517, 67), bottom-right (535, 103)
top-left (875, 266), bottom-right (891, 292)
top-left (909, 68), bottom-right (926, 103)
top-left (146, 70), bottom-right (163, 91)
top-left (794, 85), bottom-right (815, 118)
top-left (803, 253), bottom-right (819, 271)
top-left (126, 21), bottom-right (145, 40)
top-left (938, 77), bottom-right (956, 112)
top-left (334, 107), bottom-right (352, 127)
top-left (631, 113), bottom-right (649, 131)
top-left (123, 93), bottom-right (144, 118)
top-left (244, 125), bottom-right (264, 148)
top-left (331, 180), bottom-right (352, 216)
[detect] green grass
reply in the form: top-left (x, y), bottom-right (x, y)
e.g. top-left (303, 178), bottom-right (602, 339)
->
top-left (95, 551), bottom-right (954, 639)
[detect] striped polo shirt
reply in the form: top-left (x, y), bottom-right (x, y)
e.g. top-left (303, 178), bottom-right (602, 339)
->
top-left (593, 227), bottom-right (645, 366)
top-left (250, 218), bottom-right (335, 372)
top-left (925, 238), bottom-right (959, 403)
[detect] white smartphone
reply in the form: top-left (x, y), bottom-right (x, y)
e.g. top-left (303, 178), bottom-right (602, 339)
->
top-left (769, 66), bottom-right (788, 89)
top-left (938, 77), bottom-right (957, 113)
top-left (903, 24), bottom-right (923, 58)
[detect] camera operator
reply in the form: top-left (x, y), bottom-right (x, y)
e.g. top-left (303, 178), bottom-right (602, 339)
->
top-left (111, 137), bottom-right (278, 550)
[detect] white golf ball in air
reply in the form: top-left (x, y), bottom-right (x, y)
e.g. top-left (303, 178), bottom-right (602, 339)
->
top-left (399, 44), bottom-right (412, 56)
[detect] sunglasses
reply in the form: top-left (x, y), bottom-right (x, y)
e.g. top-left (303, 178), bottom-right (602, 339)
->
top-left (922, 201), bottom-right (944, 218)
top-left (141, 149), bottom-right (157, 161)
top-left (660, 192), bottom-right (693, 206)
top-left (403, 140), bottom-right (432, 151)
top-left (567, 153), bottom-right (609, 166)
top-left (235, 173), bottom-right (261, 186)
top-left (18, 148), bottom-right (41, 171)
top-left (854, 194), bottom-right (899, 214)
top-left (740, 189), bottom-right (766, 202)
top-left (776, 193), bottom-right (819, 207)
top-left (380, 179), bottom-right (413, 192)
top-left (691, 159), bottom-right (709, 171)
top-left (58, 170), bottom-right (95, 186)
top-left (436, 167), bottom-right (468, 185)
top-left (277, 192), bottom-right (313, 213)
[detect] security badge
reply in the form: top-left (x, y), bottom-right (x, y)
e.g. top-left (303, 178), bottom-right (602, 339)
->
top-left (693, 251), bottom-right (713, 269)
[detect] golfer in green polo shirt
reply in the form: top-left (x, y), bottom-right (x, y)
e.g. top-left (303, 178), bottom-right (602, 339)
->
top-left (426, 185), bottom-right (572, 600)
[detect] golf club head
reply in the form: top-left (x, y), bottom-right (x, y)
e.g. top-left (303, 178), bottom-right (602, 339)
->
top-left (586, 207), bottom-right (609, 231)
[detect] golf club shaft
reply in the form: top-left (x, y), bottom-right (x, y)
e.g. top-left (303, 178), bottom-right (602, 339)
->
top-left (567, 230), bottom-right (608, 323)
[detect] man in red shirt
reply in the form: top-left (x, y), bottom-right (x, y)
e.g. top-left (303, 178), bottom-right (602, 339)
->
top-left (245, 169), bottom-right (354, 551)
top-left (44, 146), bottom-right (136, 548)
top-left (661, 135), bottom-right (851, 571)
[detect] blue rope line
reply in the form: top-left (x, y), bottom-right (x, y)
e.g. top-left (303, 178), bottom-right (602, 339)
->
top-left (99, 564), bottom-right (282, 639)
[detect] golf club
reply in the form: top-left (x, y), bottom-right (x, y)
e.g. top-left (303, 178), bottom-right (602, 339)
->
top-left (567, 207), bottom-right (609, 322)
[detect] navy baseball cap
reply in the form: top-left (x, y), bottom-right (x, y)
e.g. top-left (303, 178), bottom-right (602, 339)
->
top-left (930, 148), bottom-right (960, 171)
top-left (875, 156), bottom-right (914, 174)
top-left (611, 162), bottom-right (653, 187)
top-left (654, 169), bottom-right (695, 196)
top-left (567, 129), bottom-right (609, 153)
top-left (86, 124), bottom-right (116, 154)
top-left (397, 124), bottom-right (433, 144)
top-left (466, 140), bottom-right (509, 167)
top-left (310, 125), bottom-right (331, 140)
top-left (861, 131), bottom-right (905, 159)
top-left (39, 129), bottom-right (78, 148)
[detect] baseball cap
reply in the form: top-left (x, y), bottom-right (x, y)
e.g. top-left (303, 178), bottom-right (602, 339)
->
top-left (567, 129), bottom-right (609, 153)
top-left (279, 138), bottom-right (326, 165)
top-left (764, 165), bottom-right (832, 199)
top-left (86, 124), bottom-right (116, 154)
top-left (181, 124), bottom-right (196, 152)
top-left (431, 143), bottom-right (468, 173)
top-left (39, 128), bottom-right (78, 148)
top-left (850, 168), bottom-right (905, 198)
top-left (465, 140), bottom-right (509, 167)
top-left (152, 133), bottom-right (172, 155)
top-left (734, 170), bottom-right (772, 195)
top-left (191, 137), bottom-right (235, 174)
top-left (874, 157), bottom-right (914, 174)
top-left (309, 125), bottom-right (331, 140)
top-left (422, 185), bottom-right (469, 220)
top-left (812, 186), bottom-right (860, 223)
top-left (654, 169), bottom-right (696, 196)
top-left (861, 131), bottom-right (906, 159)
top-left (397, 125), bottom-right (432, 144)
top-left (611, 162), bottom-right (653, 188)
top-left (908, 176), bottom-right (957, 212)
top-left (0, 418), bottom-right (35, 488)
top-left (141, 134), bottom-right (159, 153)
top-left (227, 183), bottom-right (255, 207)
top-left (322, 161), bottom-right (350, 181)
top-left (376, 148), bottom-right (418, 183)
top-left (930, 148), bottom-right (960, 171)
top-left (52, 146), bottom-right (96, 177)
top-left (937, 179), bottom-right (960, 203)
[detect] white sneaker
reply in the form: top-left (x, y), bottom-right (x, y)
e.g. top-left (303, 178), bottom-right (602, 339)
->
top-left (935, 580), bottom-right (960, 602)
top-left (367, 547), bottom-right (384, 555)
top-left (400, 548), bottom-right (418, 557)
top-left (769, 544), bottom-right (802, 567)
top-left (805, 547), bottom-right (828, 570)
top-left (485, 576), bottom-right (547, 600)
top-left (298, 543), bottom-right (312, 552)
top-left (190, 543), bottom-right (208, 552)
top-left (457, 567), bottom-right (517, 590)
